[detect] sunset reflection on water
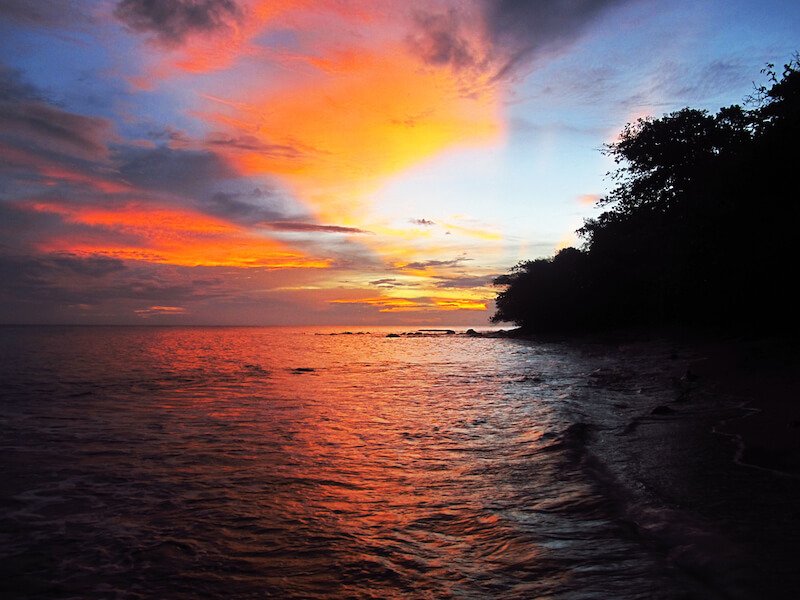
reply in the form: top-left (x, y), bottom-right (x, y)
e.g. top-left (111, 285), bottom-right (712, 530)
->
top-left (0, 326), bottom-right (683, 598)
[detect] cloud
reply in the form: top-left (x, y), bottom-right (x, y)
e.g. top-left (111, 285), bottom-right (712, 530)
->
top-left (49, 253), bottom-right (128, 276)
top-left (134, 305), bottom-right (187, 317)
top-left (370, 277), bottom-right (400, 287)
top-left (400, 257), bottom-right (472, 270)
top-left (482, 0), bottom-right (629, 79)
top-left (0, 251), bottom-right (126, 286)
top-left (205, 132), bottom-right (306, 159)
top-left (508, 116), bottom-right (608, 138)
top-left (578, 193), bottom-right (601, 206)
top-left (203, 188), bottom-right (294, 224)
top-left (0, 70), bottom-right (342, 274)
top-left (434, 274), bottom-right (500, 289)
top-left (268, 221), bottom-right (371, 233)
top-left (204, 39), bottom-right (502, 220)
top-left (21, 200), bottom-right (332, 269)
top-left (267, 222), bottom-right (371, 234)
top-left (410, 218), bottom-right (435, 226)
top-left (368, 277), bottom-right (422, 289)
top-left (0, 0), bottom-right (88, 28)
top-left (116, 145), bottom-right (235, 195)
top-left (652, 58), bottom-right (754, 105)
top-left (0, 65), bottom-right (115, 162)
top-left (404, 1), bottom-right (633, 83)
top-left (329, 295), bottom-right (486, 313)
top-left (0, 249), bottom-right (231, 323)
top-left (406, 9), bottom-right (478, 71)
top-left (114, 0), bottom-right (242, 46)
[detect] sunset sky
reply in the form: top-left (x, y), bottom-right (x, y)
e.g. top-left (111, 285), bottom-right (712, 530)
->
top-left (1, 0), bottom-right (798, 325)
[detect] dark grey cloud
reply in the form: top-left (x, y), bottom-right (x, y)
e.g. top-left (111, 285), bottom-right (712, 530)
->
top-left (401, 257), bottom-right (472, 270)
top-left (267, 222), bottom-right (370, 234)
top-left (370, 277), bottom-right (399, 286)
top-left (483, 0), bottom-right (628, 79)
top-left (49, 253), bottom-right (128, 277)
top-left (114, 0), bottom-right (242, 45)
top-left (0, 202), bottom-right (150, 257)
top-left (368, 278), bottom-right (422, 289)
top-left (116, 145), bottom-right (235, 195)
top-left (406, 9), bottom-right (477, 70)
top-left (147, 126), bottom-right (193, 145)
top-left (434, 274), bottom-right (500, 289)
top-left (204, 188), bottom-right (292, 224)
top-left (0, 252), bottom-right (124, 288)
top-left (0, 65), bottom-right (41, 103)
top-left (410, 218), bottom-right (435, 226)
top-left (0, 250), bottom-right (227, 324)
top-left (205, 133), bottom-right (305, 159)
top-left (0, 66), bottom-right (114, 162)
top-left (0, 252), bottom-right (130, 310)
top-left (406, 1), bottom-right (631, 81)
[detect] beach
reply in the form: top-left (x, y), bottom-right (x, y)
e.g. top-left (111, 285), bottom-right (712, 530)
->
top-left (568, 332), bottom-right (800, 598)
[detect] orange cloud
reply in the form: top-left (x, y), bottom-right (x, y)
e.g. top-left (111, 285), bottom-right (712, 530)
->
top-left (127, 0), bottom-right (378, 80)
top-left (135, 305), bottom-right (187, 317)
top-left (38, 166), bottom-right (131, 195)
top-left (25, 202), bottom-right (329, 269)
top-left (0, 143), bottom-right (128, 194)
top-left (202, 43), bottom-right (502, 221)
top-left (577, 193), bottom-right (601, 206)
top-left (330, 294), bottom-right (486, 313)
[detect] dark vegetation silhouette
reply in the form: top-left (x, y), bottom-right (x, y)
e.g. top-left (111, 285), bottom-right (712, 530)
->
top-left (492, 58), bottom-right (800, 334)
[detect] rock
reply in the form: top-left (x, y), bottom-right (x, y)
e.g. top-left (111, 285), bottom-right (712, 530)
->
top-left (651, 405), bottom-right (676, 415)
top-left (386, 333), bottom-right (400, 338)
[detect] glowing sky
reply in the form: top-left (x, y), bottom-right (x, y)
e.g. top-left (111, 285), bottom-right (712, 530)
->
top-left (1, 0), bottom-right (798, 325)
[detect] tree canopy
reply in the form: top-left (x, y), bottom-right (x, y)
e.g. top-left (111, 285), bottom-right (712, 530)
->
top-left (492, 58), bottom-right (800, 334)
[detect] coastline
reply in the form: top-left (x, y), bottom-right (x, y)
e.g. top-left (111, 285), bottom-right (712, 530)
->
top-left (496, 326), bottom-right (800, 474)
top-left (563, 332), bottom-right (800, 598)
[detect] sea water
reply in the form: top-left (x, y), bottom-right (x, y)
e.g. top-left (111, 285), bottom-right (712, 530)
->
top-left (0, 326), bottom-right (761, 598)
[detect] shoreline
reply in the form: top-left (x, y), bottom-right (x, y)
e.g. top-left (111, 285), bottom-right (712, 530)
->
top-left (503, 326), bottom-right (800, 477)
top-left (568, 333), bottom-right (800, 598)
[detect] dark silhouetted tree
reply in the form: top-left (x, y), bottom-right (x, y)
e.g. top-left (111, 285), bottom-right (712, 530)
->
top-left (493, 58), bottom-right (799, 334)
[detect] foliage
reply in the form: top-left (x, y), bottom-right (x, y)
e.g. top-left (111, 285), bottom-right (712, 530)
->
top-left (493, 58), bottom-right (800, 333)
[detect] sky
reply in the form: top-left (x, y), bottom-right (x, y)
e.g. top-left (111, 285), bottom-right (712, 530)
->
top-left (1, 0), bottom-right (798, 326)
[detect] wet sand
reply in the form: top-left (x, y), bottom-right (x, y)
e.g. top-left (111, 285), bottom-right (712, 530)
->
top-left (578, 333), bottom-right (800, 599)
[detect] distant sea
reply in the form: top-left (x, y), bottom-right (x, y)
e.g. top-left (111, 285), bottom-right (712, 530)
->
top-left (0, 325), bottom-right (774, 598)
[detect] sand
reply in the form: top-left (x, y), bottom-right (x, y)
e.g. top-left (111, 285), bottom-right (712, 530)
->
top-left (584, 333), bottom-right (800, 599)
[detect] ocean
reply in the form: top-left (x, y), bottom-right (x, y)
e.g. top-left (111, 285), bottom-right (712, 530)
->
top-left (0, 326), bottom-right (786, 598)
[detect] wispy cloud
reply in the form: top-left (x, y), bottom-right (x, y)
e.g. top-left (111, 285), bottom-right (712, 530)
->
top-left (134, 305), bottom-right (188, 317)
top-left (0, 0), bottom-right (89, 28)
top-left (267, 222), bottom-right (371, 234)
top-left (400, 257), bottom-right (472, 271)
top-left (433, 274), bottom-right (500, 289)
top-left (482, 0), bottom-right (632, 80)
top-left (330, 295), bottom-right (486, 313)
top-left (205, 132), bottom-right (307, 159)
top-left (0, 66), bottom-right (115, 162)
top-left (406, 9), bottom-right (480, 72)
